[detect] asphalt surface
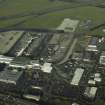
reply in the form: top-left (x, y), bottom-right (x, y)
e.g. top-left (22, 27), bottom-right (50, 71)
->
top-left (58, 38), bottom-right (78, 64)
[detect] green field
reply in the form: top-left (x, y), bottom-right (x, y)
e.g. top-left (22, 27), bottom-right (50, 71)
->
top-left (0, 5), bottom-right (105, 31)
top-left (0, 0), bottom-right (69, 28)
top-left (18, 6), bottom-right (105, 29)
top-left (90, 25), bottom-right (105, 36)
top-left (0, 0), bottom-right (68, 16)
top-left (0, 0), bottom-right (105, 30)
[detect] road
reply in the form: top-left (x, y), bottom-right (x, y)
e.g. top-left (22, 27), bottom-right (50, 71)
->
top-left (15, 98), bottom-right (38, 105)
top-left (0, 93), bottom-right (38, 105)
top-left (58, 38), bottom-right (78, 64)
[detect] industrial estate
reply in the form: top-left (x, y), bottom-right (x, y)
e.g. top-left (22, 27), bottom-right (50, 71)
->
top-left (0, 0), bottom-right (105, 105)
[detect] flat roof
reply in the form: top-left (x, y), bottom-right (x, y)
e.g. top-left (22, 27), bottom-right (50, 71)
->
top-left (10, 57), bottom-right (31, 67)
top-left (84, 87), bottom-right (97, 98)
top-left (100, 51), bottom-right (105, 64)
top-left (71, 68), bottom-right (84, 86)
top-left (90, 87), bottom-right (97, 97)
top-left (101, 51), bottom-right (105, 57)
top-left (72, 103), bottom-right (79, 105)
top-left (89, 37), bottom-right (99, 46)
top-left (41, 63), bottom-right (52, 73)
top-left (0, 31), bottom-right (24, 54)
top-left (72, 52), bottom-right (83, 60)
top-left (57, 18), bottom-right (79, 32)
top-left (0, 55), bottom-right (14, 64)
top-left (88, 80), bottom-right (96, 85)
top-left (0, 68), bottom-right (23, 85)
top-left (23, 94), bottom-right (40, 101)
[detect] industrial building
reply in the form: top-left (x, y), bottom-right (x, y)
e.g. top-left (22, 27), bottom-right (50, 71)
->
top-left (86, 37), bottom-right (99, 52)
top-left (8, 32), bottom-right (32, 57)
top-left (0, 31), bottom-right (24, 55)
top-left (83, 51), bottom-right (92, 62)
top-left (41, 63), bottom-right (52, 73)
top-left (24, 32), bottom-right (50, 57)
top-left (0, 67), bottom-right (24, 85)
top-left (45, 32), bottom-right (75, 63)
top-left (71, 52), bottom-right (83, 61)
top-left (9, 57), bottom-right (40, 70)
top-left (23, 94), bottom-right (40, 102)
top-left (9, 57), bottom-right (53, 74)
top-left (88, 73), bottom-right (102, 85)
top-left (71, 68), bottom-right (84, 86)
top-left (84, 87), bottom-right (97, 99)
top-left (94, 73), bottom-right (102, 82)
top-left (0, 55), bottom-right (14, 64)
top-left (72, 102), bottom-right (79, 105)
top-left (99, 51), bottom-right (105, 65)
top-left (88, 80), bottom-right (96, 85)
top-left (9, 57), bottom-right (31, 69)
top-left (57, 18), bottom-right (79, 32)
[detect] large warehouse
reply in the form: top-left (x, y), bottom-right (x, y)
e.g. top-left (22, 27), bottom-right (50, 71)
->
top-left (0, 31), bottom-right (24, 54)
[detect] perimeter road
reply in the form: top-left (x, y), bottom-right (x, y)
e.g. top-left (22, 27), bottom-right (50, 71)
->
top-left (58, 38), bottom-right (78, 64)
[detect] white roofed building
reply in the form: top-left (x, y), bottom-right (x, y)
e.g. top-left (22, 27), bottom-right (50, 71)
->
top-left (71, 68), bottom-right (84, 86)
top-left (72, 102), bottom-right (79, 105)
top-left (99, 51), bottom-right (105, 65)
top-left (0, 55), bottom-right (14, 64)
top-left (57, 18), bottom-right (79, 32)
top-left (84, 87), bottom-right (97, 99)
top-left (88, 80), bottom-right (96, 85)
top-left (41, 63), bottom-right (52, 73)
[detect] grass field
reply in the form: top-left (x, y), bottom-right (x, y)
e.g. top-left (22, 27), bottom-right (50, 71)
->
top-left (90, 25), bottom-right (105, 36)
top-left (0, 1), bottom-right (104, 29)
top-left (18, 6), bottom-right (105, 28)
top-left (0, 5), bottom-right (105, 30)
top-left (0, 0), bottom-right (70, 28)
top-left (0, 0), bottom-right (68, 16)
